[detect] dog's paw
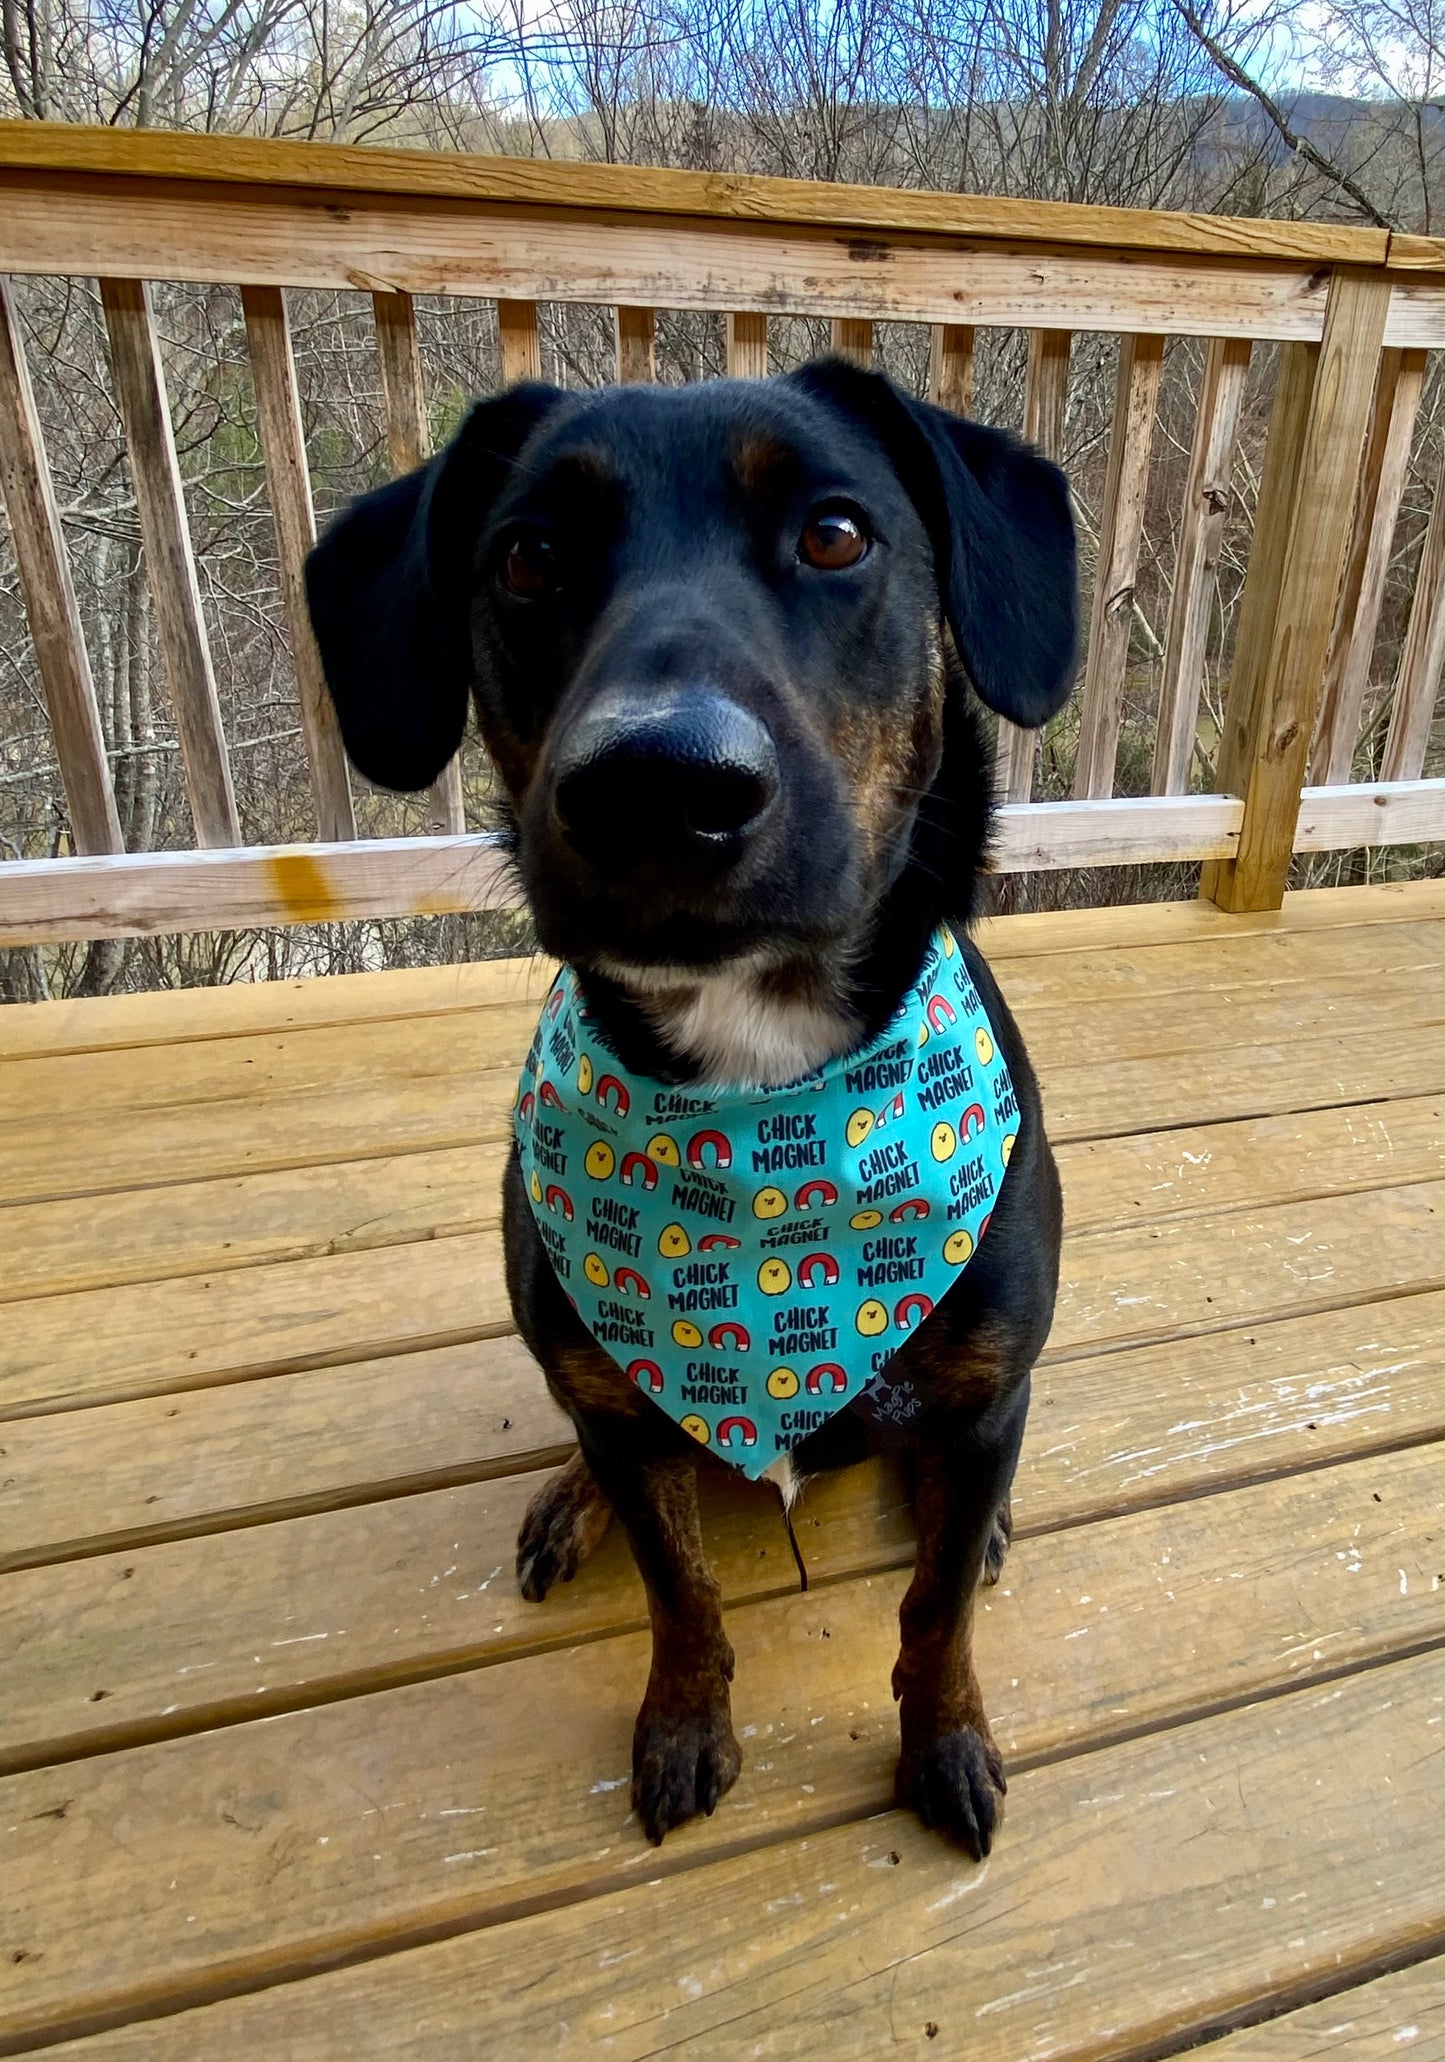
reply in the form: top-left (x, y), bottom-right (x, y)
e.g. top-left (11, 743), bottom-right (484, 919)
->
top-left (896, 1725), bottom-right (1007, 1858)
top-left (515, 1452), bottom-right (612, 1603)
top-left (981, 1497), bottom-right (1013, 1587)
top-left (631, 1700), bottom-right (742, 1845)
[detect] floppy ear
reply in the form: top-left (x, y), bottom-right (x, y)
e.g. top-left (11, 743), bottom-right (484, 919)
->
top-left (791, 360), bottom-right (1078, 728)
top-left (305, 383), bottom-right (564, 792)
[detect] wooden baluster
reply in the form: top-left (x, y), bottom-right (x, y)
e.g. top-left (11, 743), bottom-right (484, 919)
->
top-left (498, 299), bottom-right (542, 385)
top-left (372, 289), bottom-right (464, 836)
top-left (0, 274), bottom-right (121, 855)
top-left (100, 278), bottom-right (239, 850)
top-left (1382, 436), bottom-right (1445, 783)
top-left (1152, 336), bottom-right (1252, 797)
top-left (241, 284), bottom-right (355, 844)
top-left (1315, 348), bottom-right (1425, 785)
top-left (726, 312), bottom-right (768, 379)
top-left (615, 306), bottom-right (655, 383)
top-left (927, 324), bottom-right (974, 416)
top-left (1201, 268), bottom-right (1390, 912)
top-left (1072, 332), bottom-right (1164, 801)
top-left (830, 318), bottom-right (873, 365)
top-left (997, 329), bottom-right (1073, 804)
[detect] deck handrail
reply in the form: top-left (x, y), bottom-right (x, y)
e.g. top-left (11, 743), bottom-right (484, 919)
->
top-left (0, 121), bottom-right (1442, 945)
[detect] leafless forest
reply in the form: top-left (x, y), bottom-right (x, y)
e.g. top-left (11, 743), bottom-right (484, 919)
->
top-left (2, 0), bottom-right (1444, 1000)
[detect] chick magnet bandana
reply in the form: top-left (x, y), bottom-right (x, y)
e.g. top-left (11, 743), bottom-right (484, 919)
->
top-left (513, 926), bottom-right (1017, 1479)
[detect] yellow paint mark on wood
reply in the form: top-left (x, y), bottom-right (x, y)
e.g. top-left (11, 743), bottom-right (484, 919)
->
top-left (266, 852), bottom-right (341, 924)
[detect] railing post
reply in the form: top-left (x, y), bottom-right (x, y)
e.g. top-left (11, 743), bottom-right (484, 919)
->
top-left (1200, 266), bottom-right (1390, 913)
top-left (372, 289), bottom-right (464, 836)
top-left (100, 277), bottom-right (240, 850)
top-left (241, 283), bottom-right (356, 845)
top-left (0, 274), bottom-right (122, 856)
top-left (997, 328), bottom-right (1072, 803)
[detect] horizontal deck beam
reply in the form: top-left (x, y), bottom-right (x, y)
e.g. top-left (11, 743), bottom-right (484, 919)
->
top-left (4, 787), bottom-right (1441, 946)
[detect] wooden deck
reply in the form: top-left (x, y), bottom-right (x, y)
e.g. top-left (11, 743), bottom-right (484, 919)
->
top-left (3, 880), bottom-right (1445, 2057)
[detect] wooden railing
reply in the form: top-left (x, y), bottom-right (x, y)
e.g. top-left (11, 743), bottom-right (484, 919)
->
top-left (0, 122), bottom-right (1444, 947)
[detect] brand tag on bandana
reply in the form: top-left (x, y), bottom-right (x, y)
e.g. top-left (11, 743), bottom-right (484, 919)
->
top-left (513, 925), bottom-right (1016, 1479)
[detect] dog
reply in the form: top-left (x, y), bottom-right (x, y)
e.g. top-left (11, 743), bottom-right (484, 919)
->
top-left (306, 357), bottom-right (1077, 1857)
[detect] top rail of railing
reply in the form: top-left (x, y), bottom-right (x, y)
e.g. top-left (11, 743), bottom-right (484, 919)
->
top-left (0, 122), bottom-right (1441, 946)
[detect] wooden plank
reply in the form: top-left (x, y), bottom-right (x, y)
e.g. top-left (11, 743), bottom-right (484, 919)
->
top-left (1204, 270), bottom-right (1392, 912)
top-left (495, 297), bottom-right (541, 384)
top-left (997, 328), bottom-right (1072, 804)
top-left (0, 122), bottom-right (1389, 265)
top-left (0, 275), bottom-right (120, 856)
top-left (4, 954), bottom-right (1445, 1212)
top-left (829, 317), bottom-right (872, 364)
top-left (12, 1269), bottom-right (1445, 1723)
top-left (1022, 959), bottom-right (1445, 1069)
top-left (14, 1235), bottom-right (1445, 1588)
top-left (18, 1644), bottom-right (1445, 2055)
top-left (0, 1069), bottom-right (519, 1209)
top-left (1204, 1959), bottom-right (1445, 2057)
top-left (98, 277), bottom-right (238, 849)
top-left (0, 1460), bottom-right (911, 1773)
top-left (725, 310), bottom-right (767, 379)
top-left (10, 1079), bottom-right (1445, 1571)
top-left (1029, 1283), bottom-right (1445, 1523)
top-left (978, 877), bottom-right (1445, 955)
top-left (1313, 347), bottom-right (1426, 785)
top-left (6, 1448), bottom-right (1444, 2048)
top-left (7, 933), bottom-right (1445, 1139)
top-left (926, 323), bottom-right (973, 415)
top-left (0, 1229), bottom-right (513, 1420)
top-left (1382, 437), bottom-right (1445, 783)
top-left (240, 284), bottom-right (355, 843)
top-left (1385, 275), bottom-right (1445, 345)
top-left (370, 288), bottom-right (463, 837)
top-left (614, 305), bottom-right (655, 383)
top-left (1295, 778), bottom-right (1445, 849)
top-left (1060, 1092), bottom-right (1445, 1231)
top-left (1153, 335), bottom-right (1251, 795)
top-left (12, 1155), bottom-right (1445, 1426)
top-left (0, 1140), bottom-right (510, 1302)
top-left (0, 1339), bottom-right (567, 1574)
top-left (1043, 1019), bottom-right (1445, 1139)
top-left (25, 790), bottom-right (1430, 945)
top-left (992, 793), bottom-right (1239, 867)
top-left (0, 179), bottom-right (1347, 342)
top-left (0, 1001), bottom-right (539, 1127)
top-left (1050, 1173), bottom-right (1445, 1357)
top-left (0, 833), bottom-right (521, 946)
top-left (999, 917), bottom-right (1445, 1007)
top-left (0, 954), bottom-right (554, 1060)
top-left (1072, 332), bottom-right (1164, 799)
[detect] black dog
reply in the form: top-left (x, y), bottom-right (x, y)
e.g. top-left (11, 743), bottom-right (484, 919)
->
top-left (307, 359), bottom-right (1076, 1856)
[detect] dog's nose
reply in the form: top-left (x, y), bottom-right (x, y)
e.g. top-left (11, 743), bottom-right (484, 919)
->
top-left (552, 688), bottom-right (779, 871)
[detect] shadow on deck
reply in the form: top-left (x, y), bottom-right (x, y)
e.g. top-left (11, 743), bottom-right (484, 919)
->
top-left (4, 880), bottom-right (1445, 2056)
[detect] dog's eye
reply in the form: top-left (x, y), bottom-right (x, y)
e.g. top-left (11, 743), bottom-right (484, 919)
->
top-left (501, 533), bottom-right (556, 599)
top-left (798, 507), bottom-right (870, 571)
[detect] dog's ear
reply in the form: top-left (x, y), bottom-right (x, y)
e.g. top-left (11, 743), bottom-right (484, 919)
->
top-left (791, 360), bottom-right (1078, 728)
top-left (305, 383), bottom-right (565, 792)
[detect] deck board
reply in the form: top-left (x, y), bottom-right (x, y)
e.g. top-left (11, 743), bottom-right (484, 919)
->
top-left (3, 880), bottom-right (1445, 2056)
top-left (37, 1652), bottom-right (1445, 2059)
top-left (5, 1446), bottom-right (1443, 2046)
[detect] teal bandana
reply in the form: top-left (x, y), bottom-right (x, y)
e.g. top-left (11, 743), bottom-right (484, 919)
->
top-left (513, 925), bottom-right (1017, 1480)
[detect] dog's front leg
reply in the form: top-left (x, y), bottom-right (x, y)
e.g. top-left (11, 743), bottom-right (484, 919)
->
top-left (892, 1376), bottom-right (1028, 1858)
top-left (579, 1423), bottom-right (741, 1844)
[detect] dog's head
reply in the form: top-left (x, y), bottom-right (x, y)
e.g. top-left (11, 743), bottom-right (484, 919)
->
top-left (307, 360), bottom-right (1075, 999)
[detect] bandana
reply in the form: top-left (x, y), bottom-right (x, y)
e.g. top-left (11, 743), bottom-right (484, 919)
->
top-left (513, 925), bottom-right (1016, 1479)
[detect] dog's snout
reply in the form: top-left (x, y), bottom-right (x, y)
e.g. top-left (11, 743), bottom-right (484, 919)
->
top-left (552, 688), bottom-right (778, 873)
